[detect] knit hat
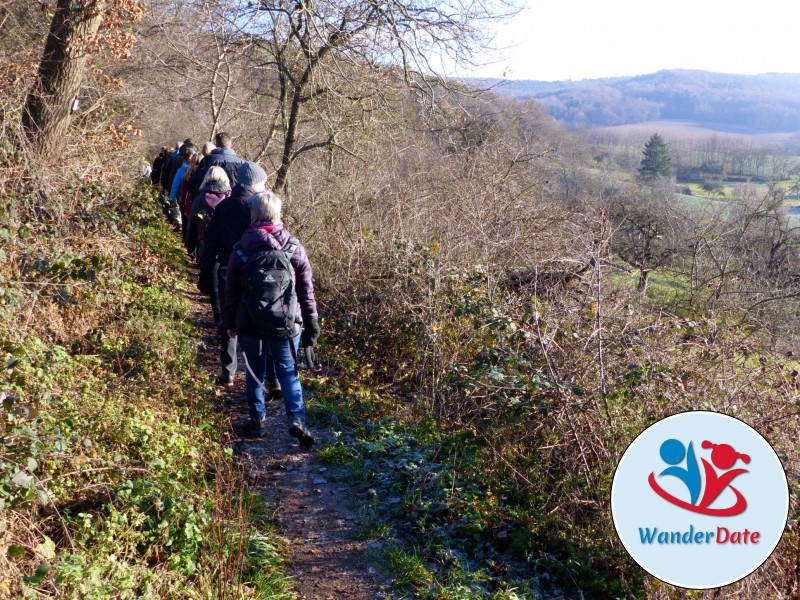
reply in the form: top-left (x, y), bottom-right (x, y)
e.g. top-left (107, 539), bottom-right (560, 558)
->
top-left (237, 162), bottom-right (267, 186)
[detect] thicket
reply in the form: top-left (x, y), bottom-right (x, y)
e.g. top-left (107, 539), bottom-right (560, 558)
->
top-left (295, 102), bottom-right (800, 597)
top-left (0, 180), bottom-right (291, 599)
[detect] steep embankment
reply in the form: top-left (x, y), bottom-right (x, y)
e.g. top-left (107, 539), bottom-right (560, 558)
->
top-left (0, 184), bottom-right (290, 599)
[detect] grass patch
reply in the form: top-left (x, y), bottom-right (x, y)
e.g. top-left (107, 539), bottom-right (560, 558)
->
top-left (307, 367), bottom-right (638, 599)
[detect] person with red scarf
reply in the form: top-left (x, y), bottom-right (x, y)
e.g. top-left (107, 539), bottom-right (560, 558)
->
top-left (224, 191), bottom-right (320, 444)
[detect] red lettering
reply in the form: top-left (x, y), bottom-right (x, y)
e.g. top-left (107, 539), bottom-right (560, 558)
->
top-left (715, 527), bottom-right (761, 543)
top-left (717, 527), bottom-right (729, 543)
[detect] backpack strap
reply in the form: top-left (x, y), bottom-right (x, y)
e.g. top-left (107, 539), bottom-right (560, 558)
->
top-left (237, 235), bottom-right (297, 264)
top-left (282, 236), bottom-right (299, 260)
top-left (233, 241), bottom-right (248, 264)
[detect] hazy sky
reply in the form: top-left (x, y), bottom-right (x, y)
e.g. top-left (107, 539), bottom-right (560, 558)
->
top-left (467, 0), bottom-right (800, 81)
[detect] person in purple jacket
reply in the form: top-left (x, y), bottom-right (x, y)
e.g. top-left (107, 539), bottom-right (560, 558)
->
top-left (224, 191), bottom-right (320, 444)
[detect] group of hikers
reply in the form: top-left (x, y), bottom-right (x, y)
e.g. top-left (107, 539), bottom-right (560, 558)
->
top-left (150, 133), bottom-right (319, 447)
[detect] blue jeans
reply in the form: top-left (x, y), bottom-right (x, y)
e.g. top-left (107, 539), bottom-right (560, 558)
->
top-left (240, 334), bottom-right (304, 424)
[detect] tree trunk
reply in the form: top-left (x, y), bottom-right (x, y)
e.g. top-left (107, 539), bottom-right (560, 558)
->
top-left (23, 0), bottom-right (106, 159)
top-left (273, 83), bottom-right (301, 196)
top-left (638, 268), bottom-right (651, 294)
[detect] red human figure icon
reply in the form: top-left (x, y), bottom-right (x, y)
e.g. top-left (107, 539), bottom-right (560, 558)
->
top-left (698, 441), bottom-right (750, 510)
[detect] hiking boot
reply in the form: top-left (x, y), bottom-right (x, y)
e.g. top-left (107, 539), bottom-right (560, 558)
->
top-left (270, 387), bottom-right (283, 402)
top-left (288, 419), bottom-right (315, 448)
top-left (248, 418), bottom-right (268, 437)
top-left (216, 372), bottom-right (234, 387)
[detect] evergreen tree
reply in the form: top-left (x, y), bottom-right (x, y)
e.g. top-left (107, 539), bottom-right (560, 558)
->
top-left (638, 133), bottom-right (672, 179)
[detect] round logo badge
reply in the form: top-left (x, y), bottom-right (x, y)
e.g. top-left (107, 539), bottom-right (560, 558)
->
top-left (611, 411), bottom-right (789, 589)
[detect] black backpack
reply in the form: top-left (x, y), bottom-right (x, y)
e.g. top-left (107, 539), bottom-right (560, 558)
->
top-left (235, 236), bottom-right (299, 338)
top-left (195, 200), bottom-right (217, 259)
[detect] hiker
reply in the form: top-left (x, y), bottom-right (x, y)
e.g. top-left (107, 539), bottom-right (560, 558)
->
top-left (189, 132), bottom-right (244, 199)
top-left (150, 147), bottom-right (167, 186)
top-left (159, 141), bottom-right (182, 191)
top-left (162, 139), bottom-right (194, 195)
top-left (224, 190), bottom-right (320, 443)
top-left (168, 145), bottom-right (197, 226)
top-left (158, 142), bottom-right (181, 216)
top-left (179, 150), bottom-right (204, 226)
top-left (199, 161), bottom-right (267, 386)
top-left (186, 166), bottom-right (230, 261)
top-left (200, 141), bottom-right (216, 158)
top-left (169, 146), bottom-right (196, 203)
top-left (184, 142), bottom-right (216, 222)
top-left (187, 166), bottom-right (231, 327)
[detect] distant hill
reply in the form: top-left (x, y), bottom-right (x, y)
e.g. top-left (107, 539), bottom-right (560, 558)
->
top-left (471, 70), bottom-right (800, 134)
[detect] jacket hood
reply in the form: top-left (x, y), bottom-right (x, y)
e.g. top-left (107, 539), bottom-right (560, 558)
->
top-left (239, 225), bottom-right (291, 254)
top-left (200, 191), bottom-right (230, 210)
top-left (230, 182), bottom-right (259, 202)
top-left (200, 181), bottom-right (230, 195)
top-left (211, 147), bottom-right (237, 157)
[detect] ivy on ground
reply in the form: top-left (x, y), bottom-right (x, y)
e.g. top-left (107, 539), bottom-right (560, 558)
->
top-left (0, 184), bottom-right (291, 600)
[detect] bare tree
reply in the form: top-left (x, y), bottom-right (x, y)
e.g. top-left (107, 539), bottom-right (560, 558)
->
top-left (609, 181), bottom-right (682, 294)
top-left (134, 0), bottom-right (270, 143)
top-left (240, 0), bottom-right (517, 195)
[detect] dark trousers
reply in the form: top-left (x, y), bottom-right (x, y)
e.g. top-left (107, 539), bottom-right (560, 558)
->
top-left (216, 264), bottom-right (279, 388)
top-left (210, 262), bottom-right (222, 323)
top-left (217, 266), bottom-right (237, 378)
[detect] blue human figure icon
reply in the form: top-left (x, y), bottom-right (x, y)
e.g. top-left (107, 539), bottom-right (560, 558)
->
top-left (658, 439), bottom-right (701, 505)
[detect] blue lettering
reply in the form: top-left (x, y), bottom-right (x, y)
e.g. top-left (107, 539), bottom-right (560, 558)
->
top-left (682, 525), bottom-right (694, 543)
top-left (639, 527), bottom-right (658, 543)
top-left (636, 526), bottom-right (723, 544)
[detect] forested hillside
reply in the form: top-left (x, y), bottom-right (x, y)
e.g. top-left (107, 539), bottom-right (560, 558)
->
top-left (476, 70), bottom-right (800, 133)
top-left (2, 1), bottom-right (800, 599)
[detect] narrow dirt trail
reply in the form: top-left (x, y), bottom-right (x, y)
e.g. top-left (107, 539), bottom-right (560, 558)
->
top-left (188, 278), bottom-right (388, 600)
top-left (237, 400), bottom-right (386, 600)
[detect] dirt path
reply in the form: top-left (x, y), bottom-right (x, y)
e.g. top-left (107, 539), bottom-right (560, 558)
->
top-left (237, 401), bottom-right (386, 600)
top-left (189, 283), bottom-right (387, 600)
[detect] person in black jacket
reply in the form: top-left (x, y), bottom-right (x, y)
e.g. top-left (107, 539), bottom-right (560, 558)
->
top-left (199, 161), bottom-right (267, 386)
top-left (150, 147), bottom-right (167, 186)
top-left (162, 139), bottom-right (194, 195)
top-left (189, 132), bottom-right (245, 200)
